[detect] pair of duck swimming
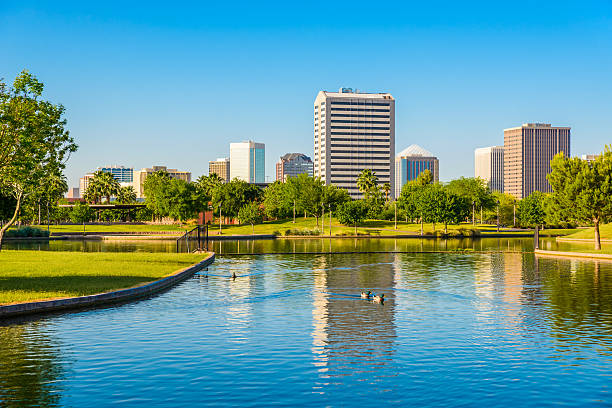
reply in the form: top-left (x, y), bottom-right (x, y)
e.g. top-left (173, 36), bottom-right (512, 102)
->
top-left (361, 291), bottom-right (384, 303)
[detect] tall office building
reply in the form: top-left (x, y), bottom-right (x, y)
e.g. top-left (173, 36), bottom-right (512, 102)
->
top-left (276, 153), bottom-right (314, 181)
top-left (209, 158), bottom-right (230, 182)
top-left (133, 166), bottom-right (192, 198)
top-left (97, 165), bottom-right (134, 183)
top-left (474, 146), bottom-right (504, 192)
top-left (229, 141), bottom-right (265, 183)
top-left (503, 123), bottom-right (570, 199)
top-left (314, 88), bottom-right (395, 199)
top-left (394, 145), bottom-right (439, 198)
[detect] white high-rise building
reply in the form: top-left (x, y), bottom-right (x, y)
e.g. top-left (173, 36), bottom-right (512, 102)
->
top-left (229, 141), bottom-right (265, 183)
top-left (474, 146), bottom-right (504, 193)
top-left (314, 88), bottom-right (395, 199)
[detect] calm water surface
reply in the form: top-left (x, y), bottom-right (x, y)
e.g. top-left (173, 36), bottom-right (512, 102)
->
top-left (2, 243), bottom-right (612, 406)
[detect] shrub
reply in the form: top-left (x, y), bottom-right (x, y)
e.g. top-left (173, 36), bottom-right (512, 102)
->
top-left (284, 228), bottom-right (321, 236)
top-left (5, 226), bottom-right (50, 238)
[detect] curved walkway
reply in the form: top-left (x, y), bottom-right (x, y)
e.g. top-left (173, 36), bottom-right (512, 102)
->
top-left (0, 253), bottom-right (215, 319)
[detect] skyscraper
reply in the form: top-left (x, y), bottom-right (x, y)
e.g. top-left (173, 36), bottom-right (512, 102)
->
top-left (276, 153), bottom-right (314, 181)
top-left (503, 123), bottom-right (570, 199)
top-left (229, 141), bottom-right (265, 183)
top-left (394, 145), bottom-right (439, 198)
top-left (474, 146), bottom-right (504, 192)
top-left (209, 158), bottom-right (230, 182)
top-left (314, 88), bottom-right (395, 199)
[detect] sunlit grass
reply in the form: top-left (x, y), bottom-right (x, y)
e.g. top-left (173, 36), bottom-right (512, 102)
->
top-left (0, 251), bottom-right (208, 305)
top-left (562, 224), bottom-right (612, 241)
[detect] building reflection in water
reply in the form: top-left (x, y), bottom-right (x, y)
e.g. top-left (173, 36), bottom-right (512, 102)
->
top-left (0, 322), bottom-right (66, 407)
top-left (310, 254), bottom-right (397, 391)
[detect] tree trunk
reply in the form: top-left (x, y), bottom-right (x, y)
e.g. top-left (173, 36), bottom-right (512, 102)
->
top-left (315, 215), bottom-right (319, 227)
top-left (355, 223), bottom-right (357, 235)
top-left (0, 190), bottom-right (24, 252)
top-left (420, 219), bottom-right (423, 236)
top-left (594, 217), bottom-right (601, 250)
top-left (444, 222), bottom-right (448, 234)
top-left (433, 222), bottom-right (436, 232)
top-left (38, 200), bottom-right (41, 225)
top-left (251, 223), bottom-right (254, 235)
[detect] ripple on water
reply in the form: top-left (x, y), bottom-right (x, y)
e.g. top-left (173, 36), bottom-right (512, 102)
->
top-left (1, 252), bottom-right (612, 407)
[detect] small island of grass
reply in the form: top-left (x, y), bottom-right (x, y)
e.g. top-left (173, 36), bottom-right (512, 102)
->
top-left (0, 251), bottom-right (208, 305)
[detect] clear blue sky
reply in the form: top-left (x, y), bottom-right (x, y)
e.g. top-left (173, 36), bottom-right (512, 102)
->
top-left (2, 0), bottom-right (611, 188)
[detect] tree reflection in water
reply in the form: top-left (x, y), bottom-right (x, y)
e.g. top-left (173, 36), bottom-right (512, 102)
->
top-left (0, 323), bottom-right (66, 407)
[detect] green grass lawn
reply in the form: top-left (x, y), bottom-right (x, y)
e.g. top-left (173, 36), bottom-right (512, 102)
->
top-left (561, 224), bottom-right (612, 241)
top-left (29, 224), bottom-right (190, 233)
top-left (0, 251), bottom-right (208, 305)
top-left (555, 241), bottom-right (612, 255)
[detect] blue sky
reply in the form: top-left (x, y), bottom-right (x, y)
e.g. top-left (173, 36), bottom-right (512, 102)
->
top-left (1, 0), bottom-right (611, 187)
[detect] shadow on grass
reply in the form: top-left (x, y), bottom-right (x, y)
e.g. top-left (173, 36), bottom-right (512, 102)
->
top-left (0, 275), bottom-right (158, 301)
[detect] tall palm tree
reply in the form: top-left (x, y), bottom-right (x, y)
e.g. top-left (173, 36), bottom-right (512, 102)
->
top-left (116, 186), bottom-right (137, 204)
top-left (356, 169), bottom-right (379, 198)
top-left (382, 183), bottom-right (391, 202)
top-left (91, 171), bottom-right (120, 204)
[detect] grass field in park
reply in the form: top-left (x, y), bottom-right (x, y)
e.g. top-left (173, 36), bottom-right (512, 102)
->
top-left (20, 218), bottom-right (581, 237)
top-left (30, 224), bottom-right (189, 233)
top-left (0, 251), bottom-right (208, 305)
top-left (562, 224), bottom-right (612, 241)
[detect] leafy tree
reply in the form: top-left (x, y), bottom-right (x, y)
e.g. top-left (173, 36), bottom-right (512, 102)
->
top-left (336, 200), bottom-right (368, 235)
top-left (517, 191), bottom-right (546, 228)
top-left (0, 71), bottom-right (77, 250)
top-left (70, 202), bottom-right (94, 234)
top-left (548, 148), bottom-right (612, 250)
top-left (485, 192), bottom-right (517, 226)
top-left (196, 173), bottom-right (223, 202)
top-left (446, 177), bottom-right (494, 223)
top-left (211, 178), bottom-right (261, 221)
top-left (415, 169), bottom-right (433, 186)
top-left (238, 201), bottom-right (264, 234)
top-left (322, 184), bottom-right (350, 212)
top-left (263, 181), bottom-right (292, 219)
top-left (143, 170), bottom-right (173, 220)
top-left (356, 169), bottom-right (379, 197)
top-left (166, 179), bottom-right (201, 222)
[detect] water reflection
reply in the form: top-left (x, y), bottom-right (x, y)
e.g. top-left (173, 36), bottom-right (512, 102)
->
top-left (0, 323), bottom-right (66, 407)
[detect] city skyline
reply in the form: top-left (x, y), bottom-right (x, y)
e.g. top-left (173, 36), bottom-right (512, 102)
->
top-left (2, 1), bottom-right (610, 189)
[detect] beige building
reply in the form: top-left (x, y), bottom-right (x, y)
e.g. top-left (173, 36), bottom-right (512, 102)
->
top-left (581, 154), bottom-right (599, 162)
top-left (209, 158), bottom-right (230, 182)
top-left (134, 166), bottom-right (192, 198)
top-left (503, 123), bottom-right (570, 199)
top-left (79, 173), bottom-right (94, 195)
top-left (474, 146), bottom-right (504, 192)
top-left (314, 88), bottom-right (395, 199)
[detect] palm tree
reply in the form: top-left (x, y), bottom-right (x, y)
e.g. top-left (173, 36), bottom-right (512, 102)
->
top-left (91, 171), bottom-right (120, 204)
top-left (356, 169), bottom-right (379, 198)
top-left (116, 186), bottom-right (137, 204)
top-left (382, 183), bottom-right (391, 202)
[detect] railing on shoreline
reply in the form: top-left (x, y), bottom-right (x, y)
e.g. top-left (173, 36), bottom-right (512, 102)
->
top-left (176, 225), bottom-right (208, 253)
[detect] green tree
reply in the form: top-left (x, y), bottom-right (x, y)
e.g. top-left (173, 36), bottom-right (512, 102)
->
top-left (196, 173), bottom-right (223, 201)
top-left (238, 201), bottom-right (264, 234)
top-left (415, 169), bottom-right (433, 186)
top-left (517, 191), bottom-right (546, 228)
top-left (70, 202), bottom-right (94, 235)
top-left (166, 179), bottom-right (200, 222)
top-left (263, 181), bottom-right (292, 219)
top-left (211, 178), bottom-right (261, 221)
top-left (336, 200), bottom-right (368, 235)
top-left (547, 148), bottom-right (612, 250)
top-left (322, 184), bottom-right (350, 212)
top-left (446, 177), bottom-right (494, 223)
top-left (86, 171), bottom-right (120, 204)
top-left (0, 71), bottom-right (77, 250)
top-left (143, 170), bottom-right (173, 220)
top-left (116, 186), bottom-right (137, 204)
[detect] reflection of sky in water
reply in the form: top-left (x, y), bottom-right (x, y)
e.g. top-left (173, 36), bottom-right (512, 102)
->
top-left (1, 252), bottom-right (612, 406)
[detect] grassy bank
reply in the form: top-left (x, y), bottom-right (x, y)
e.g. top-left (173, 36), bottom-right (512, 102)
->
top-left (29, 224), bottom-right (189, 233)
top-left (561, 224), bottom-right (612, 241)
top-left (0, 251), bottom-right (207, 305)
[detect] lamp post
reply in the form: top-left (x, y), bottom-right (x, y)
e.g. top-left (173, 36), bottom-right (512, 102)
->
top-left (329, 204), bottom-right (332, 237)
top-left (496, 200), bottom-right (500, 232)
top-left (219, 203), bottom-right (222, 235)
top-left (472, 201), bottom-right (475, 226)
top-left (513, 200), bottom-right (516, 228)
top-left (321, 203), bottom-right (325, 235)
top-left (394, 201), bottom-right (397, 230)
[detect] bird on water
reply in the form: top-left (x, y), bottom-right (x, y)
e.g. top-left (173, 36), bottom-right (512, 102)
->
top-left (372, 294), bottom-right (385, 303)
top-left (361, 291), bottom-right (372, 299)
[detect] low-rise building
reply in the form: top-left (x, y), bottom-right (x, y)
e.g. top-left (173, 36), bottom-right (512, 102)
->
top-left (134, 166), bottom-right (192, 198)
top-left (209, 158), bottom-right (230, 182)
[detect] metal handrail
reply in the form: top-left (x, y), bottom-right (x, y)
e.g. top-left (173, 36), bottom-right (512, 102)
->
top-left (176, 225), bottom-right (208, 253)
